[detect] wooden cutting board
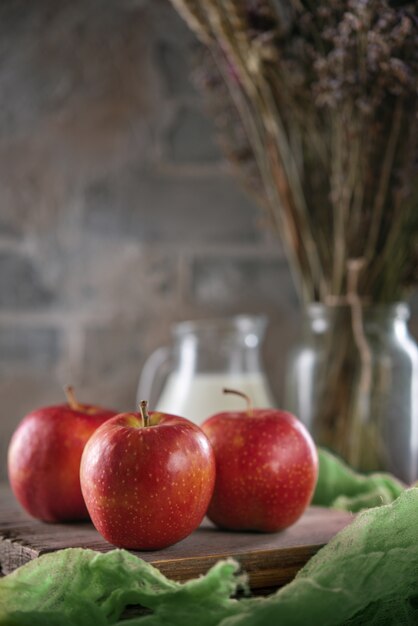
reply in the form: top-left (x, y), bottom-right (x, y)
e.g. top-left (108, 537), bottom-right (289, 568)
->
top-left (0, 484), bottom-right (353, 591)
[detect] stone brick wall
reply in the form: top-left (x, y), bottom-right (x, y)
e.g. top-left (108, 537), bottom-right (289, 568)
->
top-left (0, 0), bottom-right (295, 479)
top-left (0, 0), bottom-right (416, 480)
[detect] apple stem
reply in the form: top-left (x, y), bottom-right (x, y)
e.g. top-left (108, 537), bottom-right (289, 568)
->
top-left (139, 400), bottom-right (151, 428)
top-left (64, 385), bottom-right (83, 411)
top-left (223, 388), bottom-right (253, 416)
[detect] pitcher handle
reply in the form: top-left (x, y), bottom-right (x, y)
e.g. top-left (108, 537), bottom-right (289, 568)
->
top-left (136, 346), bottom-right (171, 408)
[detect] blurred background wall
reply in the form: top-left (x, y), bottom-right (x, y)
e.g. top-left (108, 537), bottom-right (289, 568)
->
top-left (0, 0), bottom-right (416, 479)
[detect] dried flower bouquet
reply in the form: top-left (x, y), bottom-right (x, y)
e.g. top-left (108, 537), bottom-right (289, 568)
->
top-left (170, 0), bottom-right (418, 471)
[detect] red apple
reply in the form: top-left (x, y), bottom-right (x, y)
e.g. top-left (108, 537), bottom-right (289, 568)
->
top-left (80, 401), bottom-right (216, 550)
top-left (8, 386), bottom-right (117, 522)
top-left (201, 389), bottom-right (318, 532)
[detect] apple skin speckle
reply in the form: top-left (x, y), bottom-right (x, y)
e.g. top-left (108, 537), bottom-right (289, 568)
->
top-left (80, 411), bottom-right (215, 550)
top-left (202, 408), bottom-right (318, 532)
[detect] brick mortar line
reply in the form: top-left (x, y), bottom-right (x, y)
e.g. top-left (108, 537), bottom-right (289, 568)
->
top-left (72, 238), bottom-right (286, 258)
top-left (153, 160), bottom-right (232, 178)
top-left (157, 245), bottom-right (286, 258)
top-left (0, 312), bottom-right (114, 327)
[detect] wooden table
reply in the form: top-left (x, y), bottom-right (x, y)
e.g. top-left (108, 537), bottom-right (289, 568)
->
top-left (0, 484), bottom-right (353, 591)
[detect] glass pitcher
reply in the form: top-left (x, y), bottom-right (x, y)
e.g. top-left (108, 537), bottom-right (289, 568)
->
top-left (137, 315), bottom-right (275, 425)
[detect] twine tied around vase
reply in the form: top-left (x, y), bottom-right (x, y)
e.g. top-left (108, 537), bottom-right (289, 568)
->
top-left (325, 258), bottom-right (373, 418)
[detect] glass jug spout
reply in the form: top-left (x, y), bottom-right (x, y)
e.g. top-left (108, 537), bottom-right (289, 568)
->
top-left (136, 346), bottom-right (171, 409)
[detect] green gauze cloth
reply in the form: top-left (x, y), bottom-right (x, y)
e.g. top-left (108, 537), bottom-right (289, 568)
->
top-left (1, 488), bottom-right (418, 625)
top-left (0, 551), bottom-right (246, 626)
top-left (312, 447), bottom-right (405, 512)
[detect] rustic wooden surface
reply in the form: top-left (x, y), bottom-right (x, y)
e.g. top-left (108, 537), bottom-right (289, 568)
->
top-left (0, 484), bottom-right (353, 590)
